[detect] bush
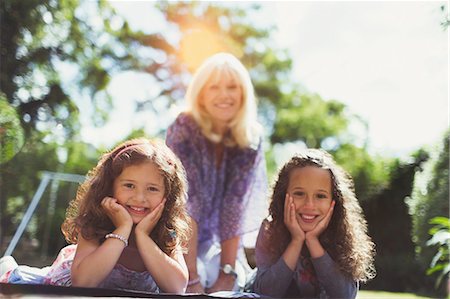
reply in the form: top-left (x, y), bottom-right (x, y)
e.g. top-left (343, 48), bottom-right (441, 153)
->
top-left (407, 130), bottom-right (449, 297)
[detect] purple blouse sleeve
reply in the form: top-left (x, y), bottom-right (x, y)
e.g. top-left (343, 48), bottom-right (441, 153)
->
top-left (166, 114), bottom-right (203, 223)
top-left (219, 140), bottom-right (268, 241)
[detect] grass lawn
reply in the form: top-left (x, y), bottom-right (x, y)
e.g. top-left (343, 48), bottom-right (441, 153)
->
top-left (358, 290), bottom-right (441, 299)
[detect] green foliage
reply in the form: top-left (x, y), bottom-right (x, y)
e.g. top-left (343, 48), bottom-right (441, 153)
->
top-left (426, 217), bottom-right (450, 289)
top-left (332, 143), bottom-right (392, 203)
top-left (362, 153), bottom-right (432, 294)
top-left (271, 93), bottom-right (349, 147)
top-left (408, 130), bottom-right (449, 294)
top-left (0, 94), bottom-right (24, 164)
top-left (0, 0), bottom-right (146, 139)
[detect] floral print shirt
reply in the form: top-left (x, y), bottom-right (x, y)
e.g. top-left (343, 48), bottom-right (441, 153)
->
top-left (166, 113), bottom-right (268, 243)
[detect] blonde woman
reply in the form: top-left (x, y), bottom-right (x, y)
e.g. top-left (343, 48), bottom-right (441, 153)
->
top-left (166, 52), bottom-right (268, 293)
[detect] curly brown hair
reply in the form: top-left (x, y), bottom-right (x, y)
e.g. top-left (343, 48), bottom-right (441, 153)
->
top-left (266, 148), bottom-right (375, 282)
top-left (61, 138), bottom-right (191, 256)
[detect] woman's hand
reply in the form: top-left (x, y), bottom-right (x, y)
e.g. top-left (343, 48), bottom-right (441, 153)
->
top-left (206, 273), bottom-right (235, 293)
top-left (101, 197), bottom-right (132, 230)
top-left (305, 200), bottom-right (335, 241)
top-left (186, 279), bottom-right (205, 293)
top-left (135, 198), bottom-right (166, 235)
top-left (284, 194), bottom-right (305, 243)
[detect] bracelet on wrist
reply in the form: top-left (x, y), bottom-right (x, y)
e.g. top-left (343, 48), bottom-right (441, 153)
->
top-left (187, 277), bottom-right (201, 287)
top-left (105, 233), bottom-right (128, 247)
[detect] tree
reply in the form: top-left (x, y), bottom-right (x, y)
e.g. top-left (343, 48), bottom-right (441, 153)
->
top-left (0, 94), bottom-right (24, 164)
top-left (0, 0), bottom-right (153, 138)
top-left (407, 130), bottom-right (449, 296)
top-left (1, 0), bottom-right (144, 256)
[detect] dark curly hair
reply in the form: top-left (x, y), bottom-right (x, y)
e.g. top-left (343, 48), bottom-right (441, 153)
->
top-left (61, 138), bottom-right (191, 256)
top-left (265, 148), bottom-right (375, 282)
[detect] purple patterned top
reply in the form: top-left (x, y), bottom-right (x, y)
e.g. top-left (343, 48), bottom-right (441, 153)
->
top-left (43, 245), bottom-right (159, 292)
top-left (166, 113), bottom-right (268, 243)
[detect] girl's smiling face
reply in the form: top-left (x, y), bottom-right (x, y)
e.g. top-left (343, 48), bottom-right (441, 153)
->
top-left (113, 161), bottom-right (165, 224)
top-left (287, 166), bottom-right (333, 232)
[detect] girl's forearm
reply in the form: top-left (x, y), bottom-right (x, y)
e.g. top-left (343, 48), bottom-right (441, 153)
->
top-left (305, 237), bottom-right (325, 258)
top-left (282, 239), bottom-right (303, 271)
top-left (71, 243), bottom-right (123, 287)
top-left (135, 230), bottom-right (188, 293)
top-left (71, 226), bottom-right (131, 287)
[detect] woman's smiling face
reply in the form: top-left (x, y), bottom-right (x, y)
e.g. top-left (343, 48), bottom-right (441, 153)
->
top-left (113, 161), bottom-right (165, 224)
top-left (200, 70), bottom-right (242, 130)
top-left (287, 166), bottom-right (333, 232)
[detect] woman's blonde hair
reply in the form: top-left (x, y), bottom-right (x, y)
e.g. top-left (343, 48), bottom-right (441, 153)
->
top-left (186, 52), bottom-right (261, 148)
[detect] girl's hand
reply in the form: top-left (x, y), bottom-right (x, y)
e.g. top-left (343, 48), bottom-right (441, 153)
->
top-left (305, 200), bottom-right (335, 241)
top-left (284, 194), bottom-right (305, 243)
top-left (206, 273), bottom-right (235, 293)
top-left (135, 198), bottom-right (166, 235)
top-left (101, 197), bottom-right (132, 230)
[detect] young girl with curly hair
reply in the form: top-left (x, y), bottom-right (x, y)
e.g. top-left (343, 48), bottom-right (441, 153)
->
top-left (252, 149), bottom-right (375, 298)
top-left (1, 138), bottom-right (191, 293)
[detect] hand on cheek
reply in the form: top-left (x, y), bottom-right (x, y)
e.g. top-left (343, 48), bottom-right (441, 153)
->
top-left (305, 200), bottom-right (335, 241)
top-left (135, 198), bottom-right (166, 236)
top-left (284, 194), bottom-right (305, 243)
top-left (101, 197), bottom-right (132, 229)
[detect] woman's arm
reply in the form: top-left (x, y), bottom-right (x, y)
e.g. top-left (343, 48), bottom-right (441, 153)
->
top-left (166, 114), bottom-right (205, 292)
top-left (206, 236), bottom-right (240, 292)
top-left (219, 140), bottom-right (267, 241)
top-left (184, 219), bottom-right (205, 293)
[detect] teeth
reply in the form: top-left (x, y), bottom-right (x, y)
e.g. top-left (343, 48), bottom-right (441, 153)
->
top-left (301, 214), bottom-right (316, 220)
top-left (129, 206), bottom-right (145, 212)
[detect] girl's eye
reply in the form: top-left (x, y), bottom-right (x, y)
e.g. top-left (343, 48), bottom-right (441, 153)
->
top-left (317, 193), bottom-right (328, 199)
top-left (209, 85), bottom-right (219, 90)
top-left (148, 186), bottom-right (159, 192)
top-left (228, 84), bottom-right (238, 90)
top-left (124, 183), bottom-right (134, 189)
top-left (293, 191), bottom-right (305, 197)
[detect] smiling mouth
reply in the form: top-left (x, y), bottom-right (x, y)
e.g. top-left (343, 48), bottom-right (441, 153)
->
top-left (215, 103), bottom-right (233, 108)
top-left (127, 205), bottom-right (148, 215)
top-left (299, 214), bottom-right (318, 223)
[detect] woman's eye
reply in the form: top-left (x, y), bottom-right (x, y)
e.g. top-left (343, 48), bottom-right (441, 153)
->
top-left (317, 193), bottom-right (328, 199)
top-left (124, 183), bottom-right (134, 189)
top-left (209, 85), bottom-right (218, 90)
top-left (228, 85), bottom-right (238, 90)
top-left (293, 191), bottom-right (305, 197)
top-left (148, 186), bottom-right (159, 192)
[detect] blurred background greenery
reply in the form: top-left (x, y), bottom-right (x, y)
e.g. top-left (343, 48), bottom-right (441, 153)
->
top-left (0, 1), bottom-right (448, 298)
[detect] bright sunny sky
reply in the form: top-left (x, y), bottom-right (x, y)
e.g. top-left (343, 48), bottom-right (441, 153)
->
top-left (79, 1), bottom-right (449, 160)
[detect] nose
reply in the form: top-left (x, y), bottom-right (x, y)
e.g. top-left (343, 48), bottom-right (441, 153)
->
top-left (218, 87), bottom-right (228, 97)
top-left (303, 194), bottom-right (314, 208)
top-left (135, 189), bottom-right (147, 203)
